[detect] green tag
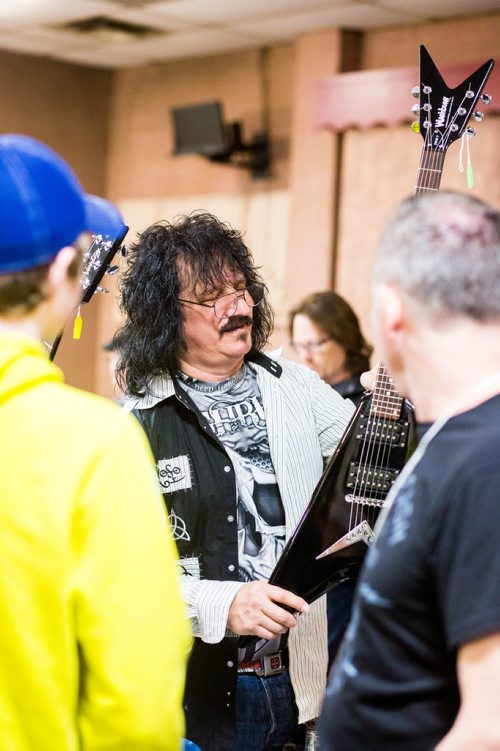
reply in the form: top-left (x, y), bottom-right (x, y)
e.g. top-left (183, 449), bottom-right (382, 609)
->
top-left (467, 162), bottom-right (474, 190)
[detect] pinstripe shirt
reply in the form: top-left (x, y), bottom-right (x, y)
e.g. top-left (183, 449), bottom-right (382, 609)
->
top-left (125, 350), bottom-right (354, 732)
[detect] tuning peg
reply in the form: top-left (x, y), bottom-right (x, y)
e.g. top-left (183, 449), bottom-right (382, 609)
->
top-left (411, 121), bottom-right (420, 134)
top-left (473, 111), bottom-right (484, 122)
top-left (466, 126), bottom-right (476, 138)
top-left (411, 85), bottom-right (420, 98)
top-left (480, 93), bottom-right (492, 105)
top-left (411, 103), bottom-right (420, 115)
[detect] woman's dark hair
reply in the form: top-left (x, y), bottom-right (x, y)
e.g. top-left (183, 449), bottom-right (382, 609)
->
top-left (289, 291), bottom-right (372, 375)
top-left (115, 211), bottom-right (274, 397)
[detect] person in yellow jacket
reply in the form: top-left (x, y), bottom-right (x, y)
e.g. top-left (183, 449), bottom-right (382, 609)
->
top-left (0, 134), bottom-right (190, 750)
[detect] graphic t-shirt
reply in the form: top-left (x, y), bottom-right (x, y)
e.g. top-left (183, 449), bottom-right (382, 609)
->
top-left (318, 394), bottom-right (500, 751)
top-left (179, 364), bottom-right (287, 659)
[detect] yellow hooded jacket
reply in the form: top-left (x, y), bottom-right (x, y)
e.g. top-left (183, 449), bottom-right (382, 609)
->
top-left (0, 334), bottom-right (190, 750)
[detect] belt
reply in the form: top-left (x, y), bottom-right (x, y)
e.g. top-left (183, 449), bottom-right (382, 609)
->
top-left (237, 650), bottom-right (286, 677)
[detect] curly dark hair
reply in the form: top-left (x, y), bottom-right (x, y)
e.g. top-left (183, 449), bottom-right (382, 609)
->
top-left (289, 291), bottom-right (372, 375)
top-left (114, 211), bottom-right (274, 397)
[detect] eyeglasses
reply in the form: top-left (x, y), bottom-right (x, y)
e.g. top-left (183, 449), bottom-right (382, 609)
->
top-left (292, 338), bottom-right (331, 355)
top-left (179, 282), bottom-right (266, 320)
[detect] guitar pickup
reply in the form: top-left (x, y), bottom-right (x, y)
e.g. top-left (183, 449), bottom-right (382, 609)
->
top-left (356, 417), bottom-right (409, 447)
top-left (346, 462), bottom-right (399, 493)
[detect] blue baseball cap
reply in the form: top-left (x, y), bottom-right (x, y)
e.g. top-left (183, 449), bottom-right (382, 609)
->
top-left (0, 134), bottom-right (124, 273)
top-left (84, 193), bottom-right (125, 242)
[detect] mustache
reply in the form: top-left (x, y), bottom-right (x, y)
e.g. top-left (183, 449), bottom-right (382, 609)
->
top-left (219, 315), bottom-right (253, 335)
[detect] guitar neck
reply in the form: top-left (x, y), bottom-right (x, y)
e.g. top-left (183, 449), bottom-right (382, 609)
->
top-left (415, 148), bottom-right (445, 194)
top-left (370, 362), bottom-right (404, 420)
top-left (369, 147), bottom-right (445, 406)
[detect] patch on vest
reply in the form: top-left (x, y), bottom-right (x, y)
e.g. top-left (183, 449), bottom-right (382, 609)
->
top-left (169, 508), bottom-right (190, 542)
top-left (157, 455), bottom-right (192, 493)
top-left (178, 555), bottom-right (200, 578)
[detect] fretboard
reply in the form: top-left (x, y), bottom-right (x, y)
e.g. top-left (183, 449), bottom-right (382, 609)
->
top-left (370, 362), bottom-right (403, 420)
top-left (371, 146), bottom-right (445, 410)
top-left (415, 148), bottom-right (445, 194)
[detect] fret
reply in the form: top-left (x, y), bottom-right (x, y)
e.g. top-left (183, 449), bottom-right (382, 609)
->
top-left (415, 149), bottom-right (445, 195)
top-left (370, 363), bottom-right (403, 420)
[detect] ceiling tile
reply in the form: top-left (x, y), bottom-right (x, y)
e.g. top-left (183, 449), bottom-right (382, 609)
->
top-left (146, 0), bottom-right (343, 25)
top-left (112, 27), bottom-right (265, 62)
top-left (104, 5), bottom-right (195, 30)
top-left (230, 3), bottom-right (424, 42)
top-left (52, 45), bottom-right (153, 68)
top-left (381, 0), bottom-right (500, 17)
top-left (0, 0), bottom-right (112, 26)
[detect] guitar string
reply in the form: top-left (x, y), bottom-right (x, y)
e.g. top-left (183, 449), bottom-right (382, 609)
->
top-left (353, 106), bottom-right (434, 529)
top-left (346, 76), bottom-right (475, 533)
top-left (349, 362), bottom-right (395, 530)
top-left (348, 364), bottom-right (380, 529)
top-left (350, 89), bottom-right (438, 532)
top-left (369, 368), bottom-right (401, 527)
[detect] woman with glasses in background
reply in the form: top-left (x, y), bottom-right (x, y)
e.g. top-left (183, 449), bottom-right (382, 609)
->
top-left (290, 291), bottom-right (372, 407)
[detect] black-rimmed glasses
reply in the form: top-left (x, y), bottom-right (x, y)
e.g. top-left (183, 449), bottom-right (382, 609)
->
top-left (179, 282), bottom-right (266, 320)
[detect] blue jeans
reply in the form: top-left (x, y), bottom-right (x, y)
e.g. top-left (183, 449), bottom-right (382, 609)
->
top-left (235, 668), bottom-right (305, 750)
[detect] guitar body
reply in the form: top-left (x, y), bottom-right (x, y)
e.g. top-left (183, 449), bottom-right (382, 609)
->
top-left (270, 385), bottom-right (417, 602)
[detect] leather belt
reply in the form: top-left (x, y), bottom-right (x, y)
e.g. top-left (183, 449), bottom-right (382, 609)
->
top-left (237, 651), bottom-right (286, 677)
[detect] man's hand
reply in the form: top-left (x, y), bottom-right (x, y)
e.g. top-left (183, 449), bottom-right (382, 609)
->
top-left (227, 581), bottom-right (310, 640)
top-left (360, 366), bottom-right (377, 391)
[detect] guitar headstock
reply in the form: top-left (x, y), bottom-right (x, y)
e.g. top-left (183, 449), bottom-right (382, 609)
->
top-left (413, 45), bottom-right (494, 153)
top-left (48, 224), bottom-right (128, 361)
top-left (80, 223), bottom-right (128, 303)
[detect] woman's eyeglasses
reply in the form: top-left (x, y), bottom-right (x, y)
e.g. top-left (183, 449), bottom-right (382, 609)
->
top-left (292, 338), bottom-right (331, 355)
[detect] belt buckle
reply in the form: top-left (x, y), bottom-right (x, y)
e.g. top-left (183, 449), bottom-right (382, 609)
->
top-left (257, 652), bottom-right (284, 677)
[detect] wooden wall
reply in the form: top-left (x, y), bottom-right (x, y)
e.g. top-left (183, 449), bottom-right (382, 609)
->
top-left (0, 52), bottom-right (112, 389)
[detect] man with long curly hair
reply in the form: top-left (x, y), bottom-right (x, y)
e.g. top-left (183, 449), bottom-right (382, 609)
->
top-left (115, 211), bottom-right (354, 751)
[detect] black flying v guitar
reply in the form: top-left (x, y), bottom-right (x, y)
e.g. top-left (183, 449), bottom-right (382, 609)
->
top-left (246, 46), bottom-right (495, 614)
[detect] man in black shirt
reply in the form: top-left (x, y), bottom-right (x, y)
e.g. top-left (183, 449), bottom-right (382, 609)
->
top-left (318, 191), bottom-right (500, 751)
